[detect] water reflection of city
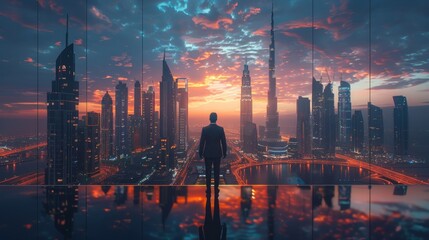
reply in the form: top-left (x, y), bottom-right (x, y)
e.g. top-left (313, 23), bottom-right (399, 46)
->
top-left (0, 185), bottom-right (428, 239)
top-left (238, 164), bottom-right (375, 184)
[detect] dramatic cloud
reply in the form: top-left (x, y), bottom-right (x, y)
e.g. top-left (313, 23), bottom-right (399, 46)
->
top-left (372, 78), bottom-right (429, 90)
top-left (192, 16), bottom-right (233, 30)
top-left (90, 6), bottom-right (111, 24)
top-left (1, 0), bottom-right (429, 132)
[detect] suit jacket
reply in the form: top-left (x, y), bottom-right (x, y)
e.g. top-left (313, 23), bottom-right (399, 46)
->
top-left (199, 123), bottom-right (227, 159)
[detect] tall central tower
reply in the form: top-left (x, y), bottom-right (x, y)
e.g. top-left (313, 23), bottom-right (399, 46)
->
top-left (264, 1), bottom-right (281, 141)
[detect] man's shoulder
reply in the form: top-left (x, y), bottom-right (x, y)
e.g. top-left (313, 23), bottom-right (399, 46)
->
top-left (204, 124), bottom-right (224, 130)
top-left (216, 125), bottom-right (224, 132)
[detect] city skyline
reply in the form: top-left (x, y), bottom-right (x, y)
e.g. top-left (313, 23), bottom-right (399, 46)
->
top-left (1, 1), bottom-right (429, 238)
top-left (1, 0), bottom-right (428, 135)
top-left (0, 0), bottom-right (429, 187)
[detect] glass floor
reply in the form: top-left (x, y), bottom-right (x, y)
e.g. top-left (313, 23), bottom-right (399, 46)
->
top-left (0, 185), bottom-right (428, 239)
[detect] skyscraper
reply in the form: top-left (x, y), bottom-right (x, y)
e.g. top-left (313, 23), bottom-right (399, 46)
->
top-left (296, 96), bottom-right (311, 157)
top-left (351, 110), bottom-right (364, 153)
top-left (77, 118), bottom-right (85, 178)
top-left (154, 111), bottom-right (160, 144)
top-left (261, 2), bottom-right (287, 156)
top-left (128, 114), bottom-right (138, 150)
top-left (134, 81), bottom-right (141, 116)
top-left (258, 126), bottom-right (265, 141)
top-left (240, 58), bottom-right (253, 142)
top-left (82, 112), bottom-right (101, 177)
top-left (142, 86), bottom-right (156, 147)
top-left (130, 81), bottom-right (143, 150)
top-left (243, 122), bottom-right (258, 154)
top-left (322, 82), bottom-right (336, 157)
top-left (338, 81), bottom-right (352, 150)
top-left (312, 76), bottom-right (324, 152)
top-left (393, 96), bottom-right (408, 157)
top-left (264, 2), bottom-right (280, 142)
top-left (101, 91), bottom-right (114, 160)
top-left (368, 103), bottom-right (384, 153)
top-left (175, 78), bottom-right (188, 158)
top-left (159, 52), bottom-right (176, 170)
top-left (46, 16), bottom-right (79, 184)
top-left (115, 81), bottom-right (129, 159)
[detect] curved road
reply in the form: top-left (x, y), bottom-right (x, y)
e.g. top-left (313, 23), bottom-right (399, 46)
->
top-left (230, 148), bottom-right (427, 185)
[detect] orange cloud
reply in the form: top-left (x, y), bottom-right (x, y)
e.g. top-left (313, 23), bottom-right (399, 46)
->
top-left (90, 6), bottom-right (111, 24)
top-left (74, 38), bottom-right (83, 45)
top-left (225, 2), bottom-right (238, 14)
top-left (24, 57), bottom-right (34, 63)
top-left (0, 11), bottom-right (51, 32)
top-left (181, 51), bottom-right (213, 65)
top-left (48, 0), bottom-right (63, 14)
top-left (252, 26), bottom-right (269, 36)
top-left (239, 7), bottom-right (261, 21)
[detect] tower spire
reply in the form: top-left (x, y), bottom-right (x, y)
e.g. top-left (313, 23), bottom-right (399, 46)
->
top-left (271, 0), bottom-right (274, 31)
top-left (66, 14), bottom-right (69, 47)
top-left (163, 49), bottom-right (166, 61)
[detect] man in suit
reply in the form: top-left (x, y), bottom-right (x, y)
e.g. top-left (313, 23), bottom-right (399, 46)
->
top-left (199, 112), bottom-right (227, 197)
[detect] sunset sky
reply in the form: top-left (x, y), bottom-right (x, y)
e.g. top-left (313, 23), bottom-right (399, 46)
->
top-left (1, 0), bottom-right (428, 134)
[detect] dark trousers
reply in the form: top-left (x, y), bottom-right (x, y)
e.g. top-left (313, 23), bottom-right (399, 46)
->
top-left (205, 157), bottom-right (220, 195)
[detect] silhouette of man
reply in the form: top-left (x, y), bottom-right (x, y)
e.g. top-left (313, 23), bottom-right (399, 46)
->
top-left (199, 191), bottom-right (227, 240)
top-left (199, 112), bottom-right (227, 197)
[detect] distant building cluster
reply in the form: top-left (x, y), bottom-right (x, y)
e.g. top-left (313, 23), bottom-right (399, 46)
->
top-left (239, 4), bottom-right (409, 161)
top-left (45, 20), bottom-right (189, 184)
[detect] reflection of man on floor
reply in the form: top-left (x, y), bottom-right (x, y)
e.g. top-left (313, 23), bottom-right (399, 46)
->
top-left (199, 192), bottom-right (227, 240)
top-left (199, 112), bottom-right (227, 198)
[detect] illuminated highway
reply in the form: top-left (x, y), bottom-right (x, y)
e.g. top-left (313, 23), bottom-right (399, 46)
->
top-left (336, 153), bottom-right (427, 185)
top-left (0, 165), bottom-right (118, 185)
top-left (173, 140), bottom-right (199, 185)
top-left (0, 142), bottom-right (47, 158)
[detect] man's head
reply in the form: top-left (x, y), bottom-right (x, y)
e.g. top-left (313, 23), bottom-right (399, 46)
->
top-left (209, 112), bottom-right (217, 123)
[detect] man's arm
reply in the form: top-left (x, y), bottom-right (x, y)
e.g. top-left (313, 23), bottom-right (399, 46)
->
top-left (221, 127), bottom-right (227, 158)
top-left (198, 127), bottom-right (205, 159)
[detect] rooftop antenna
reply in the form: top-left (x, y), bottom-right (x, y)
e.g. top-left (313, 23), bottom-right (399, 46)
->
top-left (325, 68), bottom-right (331, 83)
top-left (245, 55), bottom-right (248, 65)
top-left (163, 49), bottom-right (166, 61)
top-left (65, 14), bottom-right (69, 47)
